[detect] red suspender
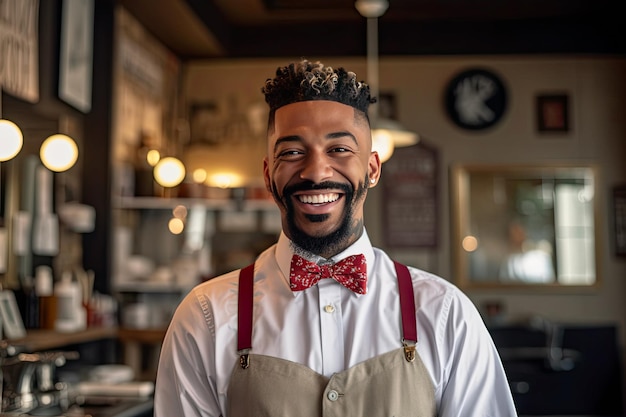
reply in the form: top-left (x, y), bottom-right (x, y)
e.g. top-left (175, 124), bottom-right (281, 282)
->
top-left (236, 260), bottom-right (418, 366)
top-left (237, 263), bottom-right (255, 353)
top-left (394, 261), bottom-right (418, 344)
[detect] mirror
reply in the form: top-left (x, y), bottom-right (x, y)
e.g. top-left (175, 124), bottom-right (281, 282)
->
top-left (451, 164), bottom-right (599, 290)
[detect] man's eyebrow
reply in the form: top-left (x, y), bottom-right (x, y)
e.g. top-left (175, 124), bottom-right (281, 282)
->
top-left (273, 135), bottom-right (301, 153)
top-left (326, 131), bottom-right (359, 146)
top-left (327, 131), bottom-right (358, 145)
top-left (273, 132), bottom-right (358, 153)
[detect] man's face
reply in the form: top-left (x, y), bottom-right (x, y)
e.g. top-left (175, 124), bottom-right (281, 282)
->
top-left (263, 100), bottom-right (381, 257)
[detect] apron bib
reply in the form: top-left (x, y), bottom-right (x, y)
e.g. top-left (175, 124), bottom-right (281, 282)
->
top-left (226, 261), bottom-right (436, 417)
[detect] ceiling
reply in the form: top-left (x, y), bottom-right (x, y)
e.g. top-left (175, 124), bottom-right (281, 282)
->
top-left (119, 0), bottom-right (624, 61)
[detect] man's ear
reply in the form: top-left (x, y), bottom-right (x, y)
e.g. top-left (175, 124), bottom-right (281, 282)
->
top-left (368, 151), bottom-right (382, 187)
top-left (263, 157), bottom-right (272, 193)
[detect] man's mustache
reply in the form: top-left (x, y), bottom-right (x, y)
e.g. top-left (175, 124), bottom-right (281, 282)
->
top-left (283, 181), bottom-right (352, 198)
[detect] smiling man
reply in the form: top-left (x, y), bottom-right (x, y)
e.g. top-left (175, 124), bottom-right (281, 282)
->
top-left (265, 99), bottom-right (378, 258)
top-left (155, 60), bottom-right (517, 417)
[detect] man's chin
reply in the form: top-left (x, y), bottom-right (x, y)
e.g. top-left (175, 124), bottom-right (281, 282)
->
top-left (303, 213), bottom-right (330, 223)
top-left (295, 224), bottom-right (337, 240)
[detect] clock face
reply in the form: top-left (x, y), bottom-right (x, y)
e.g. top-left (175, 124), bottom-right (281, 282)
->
top-left (444, 68), bottom-right (508, 131)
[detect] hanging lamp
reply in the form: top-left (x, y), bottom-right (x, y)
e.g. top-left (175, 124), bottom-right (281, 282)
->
top-left (0, 99), bottom-right (24, 162)
top-left (355, 0), bottom-right (419, 162)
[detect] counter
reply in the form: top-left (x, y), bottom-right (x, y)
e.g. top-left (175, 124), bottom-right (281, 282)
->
top-left (75, 398), bottom-right (154, 417)
top-left (0, 398), bottom-right (153, 417)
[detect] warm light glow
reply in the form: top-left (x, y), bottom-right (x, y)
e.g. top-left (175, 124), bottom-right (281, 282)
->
top-left (153, 157), bottom-right (186, 187)
top-left (183, 141), bottom-right (266, 189)
top-left (192, 168), bottom-right (207, 183)
top-left (371, 130), bottom-right (394, 163)
top-left (462, 235), bottom-right (479, 252)
top-left (168, 217), bottom-right (185, 234)
top-left (172, 205), bottom-right (187, 219)
top-left (207, 173), bottom-right (244, 189)
top-left (146, 149), bottom-right (161, 166)
top-left (40, 134), bottom-right (79, 172)
top-left (356, 0), bottom-right (419, 159)
top-left (0, 119), bottom-right (23, 161)
top-left (373, 118), bottom-right (420, 148)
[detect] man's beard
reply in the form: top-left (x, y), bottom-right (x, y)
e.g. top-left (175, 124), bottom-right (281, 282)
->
top-left (270, 176), bottom-right (369, 257)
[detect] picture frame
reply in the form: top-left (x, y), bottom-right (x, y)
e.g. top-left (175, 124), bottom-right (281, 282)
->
top-left (613, 186), bottom-right (626, 257)
top-left (450, 163), bottom-right (599, 290)
top-left (58, 0), bottom-right (95, 113)
top-left (382, 141), bottom-right (439, 248)
top-left (536, 94), bottom-right (569, 132)
top-left (0, 290), bottom-right (26, 339)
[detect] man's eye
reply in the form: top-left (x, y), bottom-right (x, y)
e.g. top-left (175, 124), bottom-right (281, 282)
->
top-left (330, 147), bottom-right (350, 153)
top-left (278, 149), bottom-right (303, 157)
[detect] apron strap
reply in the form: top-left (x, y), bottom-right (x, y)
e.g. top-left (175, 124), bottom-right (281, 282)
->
top-left (236, 261), bottom-right (419, 366)
top-left (394, 261), bottom-right (418, 362)
top-left (237, 263), bottom-right (255, 368)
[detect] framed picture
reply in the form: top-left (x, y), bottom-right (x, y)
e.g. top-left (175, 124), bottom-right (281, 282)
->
top-left (613, 186), bottom-right (626, 257)
top-left (537, 94), bottom-right (569, 132)
top-left (450, 163), bottom-right (598, 290)
top-left (382, 141), bottom-right (439, 248)
top-left (0, 290), bottom-right (26, 339)
top-left (58, 0), bottom-right (95, 113)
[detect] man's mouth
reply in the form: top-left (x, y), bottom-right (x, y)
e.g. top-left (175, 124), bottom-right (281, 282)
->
top-left (297, 193), bottom-right (340, 205)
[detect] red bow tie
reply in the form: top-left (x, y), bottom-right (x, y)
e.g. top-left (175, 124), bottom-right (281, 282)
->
top-left (289, 254), bottom-right (367, 294)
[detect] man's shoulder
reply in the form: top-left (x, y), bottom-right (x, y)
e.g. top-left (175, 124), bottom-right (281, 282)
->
top-left (372, 248), bottom-right (461, 295)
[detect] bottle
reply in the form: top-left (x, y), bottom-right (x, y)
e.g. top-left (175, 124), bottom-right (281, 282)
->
top-left (35, 266), bottom-right (57, 330)
top-left (21, 275), bottom-right (40, 329)
top-left (133, 132), bottom-right (158, 197)
top-left (54, 271), bottom-right (86, 332)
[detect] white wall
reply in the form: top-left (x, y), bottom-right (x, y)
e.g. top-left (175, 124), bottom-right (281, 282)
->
top-left (184, 56), bottom-right (626, 347)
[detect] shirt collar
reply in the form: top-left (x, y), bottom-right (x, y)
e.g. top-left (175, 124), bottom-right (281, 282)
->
top-left (275, 229), bottom-right (376, 296)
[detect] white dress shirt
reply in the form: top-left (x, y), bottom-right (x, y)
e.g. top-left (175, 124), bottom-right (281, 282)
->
top-left (155, 229), bottom-right (517, 417)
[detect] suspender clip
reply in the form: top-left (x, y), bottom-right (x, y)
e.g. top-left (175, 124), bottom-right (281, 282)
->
top-left (238, 349), bottom-right (250, 369)
top-left (402, 339), bottom-right (417, 363)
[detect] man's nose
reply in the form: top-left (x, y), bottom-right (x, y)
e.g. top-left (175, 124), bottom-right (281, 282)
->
top-left (299, 153), bottom-right (333, 184)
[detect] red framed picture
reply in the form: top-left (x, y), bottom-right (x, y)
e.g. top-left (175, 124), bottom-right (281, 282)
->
top-left (536, 94), bottom-right (569, 132)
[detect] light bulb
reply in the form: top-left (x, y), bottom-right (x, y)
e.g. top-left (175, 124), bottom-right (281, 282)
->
top-left (192, 168), bottom-right (207, 183)
top-left (168, 217), bottom-right (185, 234)
top-left (372, 130), bottom-right (394, 163)
top-left (146, 149), bottom-right (160, 166)
top-left (154, 157), bottom-right (186, 187)
top-left (40, 134), bottom-right (78, 172)
top-left (0, 119), bottom-right (24, 161)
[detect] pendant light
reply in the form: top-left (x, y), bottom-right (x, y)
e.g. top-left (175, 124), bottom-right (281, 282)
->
top-left (355, 0), bottom-right (419, 162)
top-left (0, 119), bottom-right (23, 162)
top-left (153, 156), bottom-right (186, 188)
top-left (0, 99), bottom-right (23, 162)
top-left (40, 134), bottom-right (79, 172)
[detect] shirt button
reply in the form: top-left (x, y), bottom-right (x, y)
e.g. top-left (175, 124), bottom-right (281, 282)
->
top-left (327, 390), bottom-right (339, 401)
top-left (324, 304), bottom-right (335, 313)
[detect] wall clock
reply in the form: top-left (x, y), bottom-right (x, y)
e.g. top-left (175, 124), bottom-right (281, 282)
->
top-left (444, 68), bottom-right (508, 131)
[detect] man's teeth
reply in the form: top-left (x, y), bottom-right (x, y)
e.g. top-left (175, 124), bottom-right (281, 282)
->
top-left (298, 193), bottom-right (339, 204)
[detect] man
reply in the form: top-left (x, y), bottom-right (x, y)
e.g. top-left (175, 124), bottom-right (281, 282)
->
top-left (155, 60), bottom-right (517, 416)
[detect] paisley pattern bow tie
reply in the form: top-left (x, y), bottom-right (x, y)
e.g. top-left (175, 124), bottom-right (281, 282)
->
top-left (289, 254), bottom-right (367, 294)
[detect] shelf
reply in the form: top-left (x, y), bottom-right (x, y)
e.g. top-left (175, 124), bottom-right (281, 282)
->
top-left (6, 327), bottom-right (118, 352)
top-left (117, 327), bottom-right (167, 344)
top-left (114, 281), bottom-right (193, 293)
top-left (113, 196), bottom-right (277, 211)
top-left (5, 326), bottom-right (166, 352)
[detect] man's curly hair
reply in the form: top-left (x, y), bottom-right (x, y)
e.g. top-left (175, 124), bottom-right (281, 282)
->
top-left (262, 60), bottom-right (375, 125)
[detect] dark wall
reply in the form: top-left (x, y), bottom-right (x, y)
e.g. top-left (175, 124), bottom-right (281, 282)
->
top-left (1, 0), bottom-right (115, 294)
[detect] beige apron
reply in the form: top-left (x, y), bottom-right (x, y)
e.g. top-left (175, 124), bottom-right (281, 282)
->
top-left (226, 262), bottom-right (436, 417)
